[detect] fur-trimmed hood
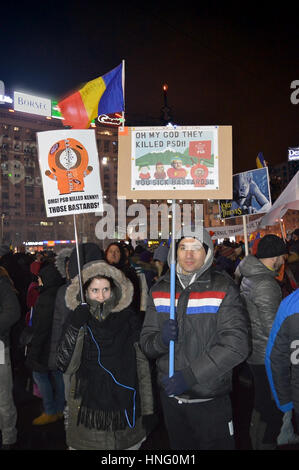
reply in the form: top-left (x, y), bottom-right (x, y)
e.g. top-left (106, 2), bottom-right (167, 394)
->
top-left (55, 247), bottom-right (73, 278)
top-left (65, 260), bottom-right (133, 312)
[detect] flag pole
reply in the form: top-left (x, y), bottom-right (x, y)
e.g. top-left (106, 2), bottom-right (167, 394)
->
top-left (121, 59), bottom-right (125, 128)
top-left (169, 199), bottom-right (176, 377)
top-left (243, 215), bottom-right (249, 256)
top-left (73, 214), bottom-right (85, 303)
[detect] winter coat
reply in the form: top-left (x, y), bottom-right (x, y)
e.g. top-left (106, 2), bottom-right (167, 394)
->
top-left (0, 253), bottom-right (30, 313)
top-left (48, 283), bottom-right (71, 370)
top-left (26, 263), bottom-right (64, 372)
top-left (48, 243), bottom-right (104, 370)
top-left (140, 228), bottom-right (249, 401)
top-left (265, 289), bottom-right (299, 414)
top-left (56, 261), bottom-right (155, 450)
top-left (0, 271), bottom-right (21, 347)
top-left (239, 254), bottom-right (282, 364)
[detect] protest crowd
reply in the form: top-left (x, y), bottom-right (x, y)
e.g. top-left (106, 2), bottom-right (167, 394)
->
top-left (0, 228), bottom-right (299, 451)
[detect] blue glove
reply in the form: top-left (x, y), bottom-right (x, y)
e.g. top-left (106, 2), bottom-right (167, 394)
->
top-left (161, 319), bottom-right (178, 346)
top-left (161, 371), bottom-right (189, 396)
top-left (71, 303), bottom-right (90, 328)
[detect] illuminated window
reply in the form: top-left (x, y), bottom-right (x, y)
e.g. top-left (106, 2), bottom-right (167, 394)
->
top-left (40, 221), bottom-right (53, 226)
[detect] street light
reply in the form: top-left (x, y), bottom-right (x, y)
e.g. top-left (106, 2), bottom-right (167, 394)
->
top-left (161, 83), bottom-right (173, 125)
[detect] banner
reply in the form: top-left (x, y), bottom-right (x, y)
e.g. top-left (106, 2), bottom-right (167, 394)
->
top-left (219, 167), bottom-right (271, 219)
top-left (118, 125), bottom-right (233, 200)
top-left (37, 129), bottom-right (103, 217)
top-left (206, 217), bottom-right (262, 239)
top-left (259, 171), bottom-right (299, 227)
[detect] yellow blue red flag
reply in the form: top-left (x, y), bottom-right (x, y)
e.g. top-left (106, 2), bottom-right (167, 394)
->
top-left (256, 151), bottom-right (267, 169)
top-left (58, 63), bottom-right (124, 129)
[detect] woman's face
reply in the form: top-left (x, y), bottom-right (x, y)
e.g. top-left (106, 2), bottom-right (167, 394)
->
top-left (87, 278), bottom-right (111, 303)
top-left (106, 245), bottom-right (121, 265)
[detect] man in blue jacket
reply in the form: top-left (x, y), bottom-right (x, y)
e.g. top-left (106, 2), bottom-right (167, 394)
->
top-left (265, 288), bottom-right (299, 443)
top-left (140, 228), bottom-right (249, 450)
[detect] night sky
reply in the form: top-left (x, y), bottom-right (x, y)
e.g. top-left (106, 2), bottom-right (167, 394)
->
top-left (1, 2), bottom-right (298, 174)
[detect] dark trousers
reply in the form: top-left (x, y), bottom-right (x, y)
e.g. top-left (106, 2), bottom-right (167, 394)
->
top-left (249, 364), bottom-right (283, 449)
top-left (160, 391), bottom-right (235, 450)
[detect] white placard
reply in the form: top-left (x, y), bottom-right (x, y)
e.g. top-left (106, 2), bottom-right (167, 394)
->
top-left (206, 217), bottom-right (263, 239)
top-left (37, 129), bottom-right (103, 217)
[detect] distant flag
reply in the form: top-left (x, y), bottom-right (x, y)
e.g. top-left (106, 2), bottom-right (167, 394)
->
top-left (58, 62), bottom-right (124, 129)
top-left (250, 232), bottom-right (261, 255)
top-left (256, 151), bottom-right (267, 169)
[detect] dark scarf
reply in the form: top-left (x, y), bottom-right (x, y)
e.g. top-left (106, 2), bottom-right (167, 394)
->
top-left (74, 304), bottom-right (140, 431)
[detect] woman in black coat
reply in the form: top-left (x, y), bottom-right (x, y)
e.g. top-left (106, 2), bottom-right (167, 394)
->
top-left (26, 262), bottom-right (65, 425)
top-left (56, 260), bottom-right (155, 450)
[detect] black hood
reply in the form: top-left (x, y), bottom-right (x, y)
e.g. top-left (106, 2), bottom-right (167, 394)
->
top-left (68, 243), bottom-right (104, 279)
top-left (39, 262), bottom-right (64, 290)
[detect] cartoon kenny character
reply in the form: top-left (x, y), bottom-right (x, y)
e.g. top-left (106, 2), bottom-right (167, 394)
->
top-left (139, 166), bottom-right (151, 179)
top-left (45, 138), bottom-right (93, 195)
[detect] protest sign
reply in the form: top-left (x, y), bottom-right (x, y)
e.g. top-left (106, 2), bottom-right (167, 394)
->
top-left (206, 217), bottom-right (262, 239)
top-left (118, 125), bottom-right (232, 200)
top-left (37, 129), bottom-right (103, 217)
top-left (219, 167), bottom-right (271, 219)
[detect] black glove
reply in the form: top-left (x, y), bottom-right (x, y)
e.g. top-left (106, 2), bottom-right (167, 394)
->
top-left (71, 303), bottom-right (90, 328)
top-left (161, 319), bottom-right (178, 346)
top-left (161, 368), bottom-right (196, 396)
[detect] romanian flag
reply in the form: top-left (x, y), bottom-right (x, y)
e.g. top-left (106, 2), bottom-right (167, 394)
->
top-left (256, 151), bottom-right (267, 169)
top-left (58, 63), bottom-right (124, 129)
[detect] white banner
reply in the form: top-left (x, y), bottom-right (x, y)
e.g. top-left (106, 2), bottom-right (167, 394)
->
top-left (37, 129), bottom-right (103, 217)
top-left (206, 217), bottom-right (262, 239)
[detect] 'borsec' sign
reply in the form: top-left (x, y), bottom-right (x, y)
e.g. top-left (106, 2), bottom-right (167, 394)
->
top-left (14, 91), bottom-right (51, 117)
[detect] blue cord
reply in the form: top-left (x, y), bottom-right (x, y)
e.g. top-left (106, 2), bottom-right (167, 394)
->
top-left (86, 325), bottom-right (136, 428)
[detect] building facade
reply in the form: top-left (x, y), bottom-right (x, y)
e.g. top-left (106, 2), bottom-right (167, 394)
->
top-left (0, 105), bottom-right (122, 248)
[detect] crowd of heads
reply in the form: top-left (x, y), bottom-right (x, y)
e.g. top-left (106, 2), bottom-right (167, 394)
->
top-left (0, 226), bottom-right (298, 314)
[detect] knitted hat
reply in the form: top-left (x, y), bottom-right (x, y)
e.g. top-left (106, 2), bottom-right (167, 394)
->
top-left (153, 244), bottom-right (169, 263)
top-left (256, 235), bottom-right (288, 259)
